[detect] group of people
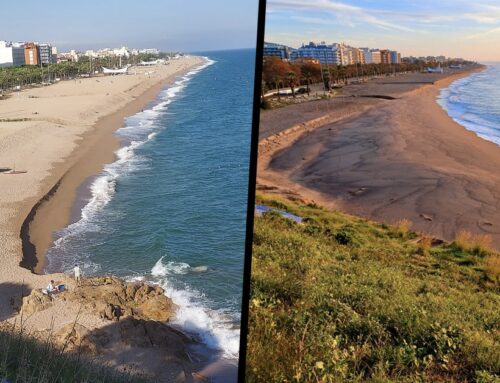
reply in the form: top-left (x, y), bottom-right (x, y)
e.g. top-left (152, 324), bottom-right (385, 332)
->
top-left (44, 264), bottom-right (82, 296)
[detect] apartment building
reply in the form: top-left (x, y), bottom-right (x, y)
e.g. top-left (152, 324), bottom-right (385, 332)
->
top-left (0, 41), bottom-right (25, 67)
top-left (24, 42), bottom-right (39, 65)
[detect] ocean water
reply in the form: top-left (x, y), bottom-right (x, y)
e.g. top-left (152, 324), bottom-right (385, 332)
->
top-left (437, 63), bottom-right (500, 145)
top-left (45, 49), bottom-right (255, 359)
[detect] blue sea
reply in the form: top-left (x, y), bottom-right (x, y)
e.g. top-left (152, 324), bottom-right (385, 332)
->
top-left (438, 63), bottom-right (500, 145)
top-left (45, 49), bottom-right (255, 360)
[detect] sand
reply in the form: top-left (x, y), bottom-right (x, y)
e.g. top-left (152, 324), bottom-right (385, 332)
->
top-left (258, 66), bottom-right (500, 247)
top-left (0, 56), bottom-right (204, 362)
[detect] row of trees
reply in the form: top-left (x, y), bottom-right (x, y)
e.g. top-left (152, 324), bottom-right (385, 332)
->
top-left (262, 56), bottom-right (474, 98)
top-left (0, 62), bottom-right (91, 90)
top-left (0, 52), bottom-right (171, 92)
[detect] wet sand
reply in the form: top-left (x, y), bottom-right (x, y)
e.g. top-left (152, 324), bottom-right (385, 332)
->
top-left (258, 66), bottom-right (500, 247)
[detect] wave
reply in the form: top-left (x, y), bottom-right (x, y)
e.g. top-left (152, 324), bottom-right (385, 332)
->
top-left (45, 57), bottom-right (216, 273)
top-left (437, 64), bottom-right (500, 146)
top-left (149, 257), bottom-right (240, 359)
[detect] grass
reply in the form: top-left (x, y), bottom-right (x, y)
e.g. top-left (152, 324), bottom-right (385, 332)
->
top-left (246, 194), bottom-right (500, 383)
top-left (452, 231), bottom-right (493, 257)
top-left (0, 322), bottom-right (150, 383)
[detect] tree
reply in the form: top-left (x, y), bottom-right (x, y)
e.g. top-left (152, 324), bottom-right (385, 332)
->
top-left (287, 71), bottom-right (297, 98)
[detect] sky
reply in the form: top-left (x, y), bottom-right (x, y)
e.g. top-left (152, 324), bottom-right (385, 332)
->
top-left (265, 0), bottom-right (500, 61)
top-left (0, 0), bottom-right (259, 52)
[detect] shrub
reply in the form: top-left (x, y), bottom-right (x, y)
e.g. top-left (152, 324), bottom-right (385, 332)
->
top-left (391, 219), bottom-right (412, 239)
top-left (416, 236), bottom-right (432, 256)
top-left (485, 254), bottom-right (500, 284)
top-left (453, 230), bottom-right (493, 257)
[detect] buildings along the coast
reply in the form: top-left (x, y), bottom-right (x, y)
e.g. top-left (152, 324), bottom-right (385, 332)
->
top-left (0, 41), bottom-right (56, 67)
top-left (263, 40), bottom-right (403, 66)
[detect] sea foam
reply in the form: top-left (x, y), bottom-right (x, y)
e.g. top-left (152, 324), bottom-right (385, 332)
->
top-left (437, 64), bottom-right (500, 145)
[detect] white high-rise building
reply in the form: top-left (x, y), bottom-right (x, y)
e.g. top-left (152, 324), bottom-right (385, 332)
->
top-left (0, 40), bottom-right (25, 67)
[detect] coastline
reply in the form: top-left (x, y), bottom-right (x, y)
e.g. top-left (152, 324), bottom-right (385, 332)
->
top-left (25, 75), bottom-right (185, 274)
top-left (257, 65), bottom-right (500, 247)
top-left (0, 56), bottom-right (203, 311)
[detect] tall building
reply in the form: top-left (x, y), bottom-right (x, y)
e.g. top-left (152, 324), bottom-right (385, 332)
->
top-left (291, 42), bottom-right (342, 65)
top-left (263, 42), bottom-right (294, 60)
top-left (389, 51), bottom-right (401, 64)
top-left (380, 49), bottom-right (391, 64)
top-left (0, 41), bottom-right (25, 67)
top-left (38, 43), bottom-right (53, 64)
top-left (350, 47), bottom-right (365, 64)
top-left (24, 42), bottom-right (39, 65)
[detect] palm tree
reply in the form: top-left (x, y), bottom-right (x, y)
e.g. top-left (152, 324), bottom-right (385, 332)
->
top-left (287, 71), bottom-right (297, 98)
top-left (303, 71), bottom-right (312, 96)
top-left (273, 75), bottom-right (282, 100)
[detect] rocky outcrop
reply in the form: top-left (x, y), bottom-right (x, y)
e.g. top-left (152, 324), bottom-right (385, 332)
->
top-left (19, 289), bottom-right (53, 315)
top-left (61, 276), bottom-right (176, 322)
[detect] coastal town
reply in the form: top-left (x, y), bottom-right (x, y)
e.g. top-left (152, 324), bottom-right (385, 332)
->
top-left (0, 40), bottom-right (186, 93)
top-left (264, 40), bottom-right (466, 66)
top-left (0, 40), bottom-right (162, 67)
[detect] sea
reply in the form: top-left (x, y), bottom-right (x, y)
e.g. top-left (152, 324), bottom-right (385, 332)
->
top-left (437, 63), bottom-right (500, 145)
top-left (44, 49), bottom-right (255, 361)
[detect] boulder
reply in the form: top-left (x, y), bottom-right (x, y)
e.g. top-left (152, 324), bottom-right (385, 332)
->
top-left (54, 323), bottom-right (105, 354)
top-left (21, 290), bottom-right (53, 315)
top-left (63, 277), bottom-right (176, 322)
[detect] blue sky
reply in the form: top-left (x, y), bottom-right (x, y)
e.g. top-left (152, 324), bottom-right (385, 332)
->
top-left (0, 0), bottom-right (259, 52)
top-left (266, 0), bottom-right (500, 61)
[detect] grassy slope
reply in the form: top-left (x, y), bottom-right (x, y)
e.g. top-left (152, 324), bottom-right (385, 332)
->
top-left (247, 195), bottom-right (500, 383)
top-left (0, 326), bottom-right (148, 383)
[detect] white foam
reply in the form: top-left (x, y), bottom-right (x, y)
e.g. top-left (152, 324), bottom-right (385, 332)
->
top-left (46, 56), bottom-right (215, 273)
top-left (150, 256), bottom-right (240, 359)
top-left (437, 65), bottom-right (500, 146)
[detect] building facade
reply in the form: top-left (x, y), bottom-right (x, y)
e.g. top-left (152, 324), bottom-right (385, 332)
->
top-left (380, 49), bottom-right (391, 64)
top-left (390, 51), bottom-right (401, 64)
top-left (0, 41), bottom-right (25, 67)
top-left (291, 42), bottom-right (342, 65)
top-left (38, 43), bottom-right (53, 64)
top-left (263, 42), bottom-right (293, 60)
top-left (24, 42), bottom-right (39, 65)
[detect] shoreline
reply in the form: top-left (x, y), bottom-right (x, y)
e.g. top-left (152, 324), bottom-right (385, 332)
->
top-left (257, 65), bottom-right (500, 246)
top-left (21, 61), bottom-right (204, 274)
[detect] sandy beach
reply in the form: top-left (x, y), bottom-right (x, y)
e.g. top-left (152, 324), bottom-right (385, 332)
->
top-left (0, 55), bottom-right (226, 381)
top-left (258, 66), bottom-right (500, 248)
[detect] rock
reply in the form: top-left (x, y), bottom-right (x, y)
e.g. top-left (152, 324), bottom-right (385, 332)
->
top-left (21, 290), bottom-right (53, 315)
top-left (54, 323), bottom-right (102, 354)
top-left (419, 213), bottom-right (433, 222)
top-left (63, 277), bottom-right (176, 323)
top-left (118, 317), bottom-right (192, 357)
top-left (190, 266), bottom-right (208, 273)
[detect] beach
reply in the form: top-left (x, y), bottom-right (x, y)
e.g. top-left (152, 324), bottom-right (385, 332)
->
top-left (0, 55), bottom-right (212, 380)
top-left (257, 66), bottom-right (500, 247)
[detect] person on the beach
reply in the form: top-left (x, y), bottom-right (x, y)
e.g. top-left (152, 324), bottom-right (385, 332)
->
top-left (47, 280), bottom-right (58, 294)
top-left (74, 264), bottom-right (81, 285)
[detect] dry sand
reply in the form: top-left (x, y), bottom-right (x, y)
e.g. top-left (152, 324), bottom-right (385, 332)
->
top-left (258, 66), bottom-right (500, 247)
top-left (0, 56), bottom-right (216, 381)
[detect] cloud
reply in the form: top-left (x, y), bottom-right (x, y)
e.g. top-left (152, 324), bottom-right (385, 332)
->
top-left (466, 26), bottom-right (500, 39)
top-left (267, 0), bottom-right (416, 32)
top-left (268, 0), bottom-right (500, 31)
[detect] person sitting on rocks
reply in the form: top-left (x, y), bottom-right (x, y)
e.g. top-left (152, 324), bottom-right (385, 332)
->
top-left (47, 280), bottom-right (58, 295)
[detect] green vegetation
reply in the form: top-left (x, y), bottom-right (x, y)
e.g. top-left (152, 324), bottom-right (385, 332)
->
top-left (0, 325), bottom-right (148, 383)
top-left (247, 195), bottom-right (500, 383)
top-left (0, 52), bottom-right (172, 92)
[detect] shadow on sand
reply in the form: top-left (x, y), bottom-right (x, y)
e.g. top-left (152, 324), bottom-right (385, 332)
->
top-left (0, 282), bottom-right (31, 321)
